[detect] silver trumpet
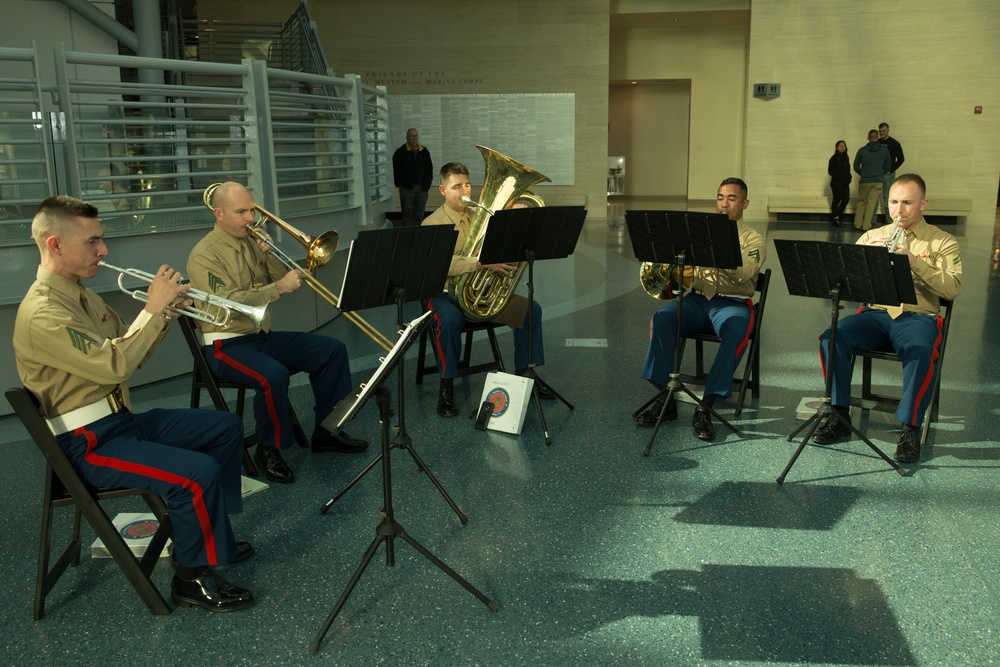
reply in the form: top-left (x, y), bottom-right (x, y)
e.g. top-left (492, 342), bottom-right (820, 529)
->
top-left (885, 215), bottom-right (905, 252)
top-left (99, 261), bottom-right (267, 331)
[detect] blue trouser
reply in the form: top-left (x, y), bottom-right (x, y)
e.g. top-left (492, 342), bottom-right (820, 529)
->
top-left (641, 294), bottom-right (755, 398)
top-left (426, 293), bottom-right (544, 379)
top-left (819, 307), bottom-right (944, 427)
top-left (56, 408), bottom-right (244, 568)
top-left (205, 330), bottom-right (352, 449)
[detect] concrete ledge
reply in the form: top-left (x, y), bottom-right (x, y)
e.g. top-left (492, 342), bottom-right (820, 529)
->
top-left (767, 195), bottom-right (972, 217)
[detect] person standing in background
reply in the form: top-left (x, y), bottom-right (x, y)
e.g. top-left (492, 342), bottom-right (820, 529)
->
top-left (852, 130), bottom-right (890, 231)
top-left (875, 122), bottom-right (905, 226)
top-left (828, 140), bottom-right (851, 227)
top-left (392, 128), bottom-right (433, 226)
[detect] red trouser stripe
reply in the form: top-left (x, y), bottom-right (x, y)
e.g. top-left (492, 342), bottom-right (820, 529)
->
top-left (77, 426), bottom-right (218, 565)
top-left (428, 301), bottom-right (448, 377)
top-left (733, 298), bottom-right (756, 359)
top-left (910, 315), bottom-right (944, 425)
top-left (212, 340), bottom-right (283, 449)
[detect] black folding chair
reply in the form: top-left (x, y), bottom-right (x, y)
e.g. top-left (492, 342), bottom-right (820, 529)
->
top-left (6, 387), bottom-right (173, 619)
top-left (415, 320), bottom-right (505, 385)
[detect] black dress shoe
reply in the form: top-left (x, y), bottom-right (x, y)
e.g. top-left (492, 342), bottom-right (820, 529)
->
top-left (172, 568), bottom-right (255, 613)
top-left (692, 407), bottom-right (715, 441)
top-left (894, 425), bottom-right (921, 463)
top-left (311, 428), bottom-right (369, 453)
top-left (812, 414), bottom-right (850, 445)
top-left (437, 386), bottom-right (459, 417)
top-left (254, 446), bottom-right (295, 484)
top-left (636, 397), bottom-right (678, 427)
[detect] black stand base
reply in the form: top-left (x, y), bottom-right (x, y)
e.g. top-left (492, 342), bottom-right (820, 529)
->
top-left (634, 372), bottom-right (745, 457)
top-left (310, 387), bottom-right (496, 653)
top-left (777, 398), bottom-right (904, 484)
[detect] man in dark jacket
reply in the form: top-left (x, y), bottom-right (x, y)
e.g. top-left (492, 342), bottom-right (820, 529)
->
top-left (875, 122), bottom-right (905, 225)
top-left (392, 128), bottom-right (433, 226)
top-left (852, 130), bottom-right (890, 231)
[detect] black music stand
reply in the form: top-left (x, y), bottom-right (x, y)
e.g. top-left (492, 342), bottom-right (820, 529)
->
top-left (319, 225), bottom-right (469, 522)
top-left (626, 210), bottom-right (743, 456)
top-left (310, 312), bottom-right (496, 653)
top-left (774, 239), bottom-right (916, 484)
top-left (479, 205), bottom-right (587, 446)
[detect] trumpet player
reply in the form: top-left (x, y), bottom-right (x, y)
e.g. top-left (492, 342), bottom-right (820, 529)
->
top-left (14, 196), bottom-right (255, 612)
top-left (638, 178), bottom-right (766, 441)
top-left (187, 182), bottom-right (368, 485)
top-left (814, 174), bottom-right (962, 463)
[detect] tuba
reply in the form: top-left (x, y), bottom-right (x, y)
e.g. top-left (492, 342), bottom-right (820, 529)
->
top-left (640, 262), bottom-right (694, 301)
top-left (448, 145), bottom-right (551, 321)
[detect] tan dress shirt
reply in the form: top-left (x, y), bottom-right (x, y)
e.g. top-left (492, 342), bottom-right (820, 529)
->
top-left (857, 218), bottom-right (962, 317)
top-left (187, 225), bottom-right (289, 335)
top-left (13, 267), bottom-right (167, 418)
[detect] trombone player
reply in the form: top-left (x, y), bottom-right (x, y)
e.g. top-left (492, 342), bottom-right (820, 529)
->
top-left (187, 182), bottom-right (368, 485)
top-left (14, 195), bottom-right (255, 612)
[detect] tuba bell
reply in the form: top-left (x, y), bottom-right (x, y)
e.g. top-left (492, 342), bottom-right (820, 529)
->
top-left (640, 262), bottom-right (694, 301)
top-left (448, 145), bottom-right (551, 321)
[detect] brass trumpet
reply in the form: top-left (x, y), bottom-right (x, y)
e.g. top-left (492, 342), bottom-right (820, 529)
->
top-left (202, 184), bottom-right (393, 352)
top-left (100, 261), bottom-right (267, 331)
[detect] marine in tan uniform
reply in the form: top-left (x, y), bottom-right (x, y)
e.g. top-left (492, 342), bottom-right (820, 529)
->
top-left (814, 173), bottom-right (962, 462)
top-left (421, 162), bottom-right (550, 417)
top-left (186, 182), bottom-right (367, 485)
top-left (638, 177), bottom-right (766, 442)
top-left (13, 195), bottom-right (254, 612)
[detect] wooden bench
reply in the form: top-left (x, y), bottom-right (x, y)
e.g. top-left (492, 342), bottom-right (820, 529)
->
top-left (767, 195), bottom-right (972, 219)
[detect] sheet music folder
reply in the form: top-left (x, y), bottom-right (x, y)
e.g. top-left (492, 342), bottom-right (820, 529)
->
top-left (338, 226), bottom-right (457, 313)
top-left (625, 210), bottom-right (741, 270)
top-left (773, 239), bottom-right (916, 306)
top-left (477, 206), bottom-right (587, 265)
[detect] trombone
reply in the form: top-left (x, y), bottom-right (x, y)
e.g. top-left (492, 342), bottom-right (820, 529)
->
top-left (202, 183), bottom-right (394, 352)
top-left (100, 261), bottom-right (267, 331)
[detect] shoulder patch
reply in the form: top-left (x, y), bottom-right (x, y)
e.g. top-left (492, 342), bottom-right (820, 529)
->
top-left (208, 272), bottom-right (227, 293)
top-left (66, 327), bottom-right (99, 353)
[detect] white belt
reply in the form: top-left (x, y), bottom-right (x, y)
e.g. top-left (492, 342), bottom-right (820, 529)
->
top-left (46, 386), bottom-right (127, 436)
top-left (199, 331), bottom-right (250, 345)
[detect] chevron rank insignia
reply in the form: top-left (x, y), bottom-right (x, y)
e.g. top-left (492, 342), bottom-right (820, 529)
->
top-left (66, 327), bottom-right (99, 353)
top-left (208, 272), bottom-right (227, 293)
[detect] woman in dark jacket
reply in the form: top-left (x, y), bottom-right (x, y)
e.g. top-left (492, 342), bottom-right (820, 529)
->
top-left (828, 140), bottom-right (851, 226)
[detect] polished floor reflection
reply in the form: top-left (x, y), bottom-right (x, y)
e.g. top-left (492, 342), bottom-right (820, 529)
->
top-left (1, 209), bottom-right (998, 666)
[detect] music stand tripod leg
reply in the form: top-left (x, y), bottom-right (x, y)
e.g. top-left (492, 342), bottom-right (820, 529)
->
top-left (777, 288), bottom-right (904, 483)
top-left (310, 386), bottom-right (495, 653)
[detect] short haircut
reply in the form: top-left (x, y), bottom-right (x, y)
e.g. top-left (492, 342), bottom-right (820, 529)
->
top-left (439, 162), bottom-right (470, 183)
top-left (32, 195), bottom-right (99, 249)
top-left (878, 122), bottom-right (889, 130)
top-left (867, 129), bottom-right (879, 141)
top-left (891, 173), bottom-right (926, 198)
top-left (719, 177), bottom-right (748, 199)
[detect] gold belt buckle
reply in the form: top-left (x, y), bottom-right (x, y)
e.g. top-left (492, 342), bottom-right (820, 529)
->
top-left (106, 386), bottom-right (126, 413)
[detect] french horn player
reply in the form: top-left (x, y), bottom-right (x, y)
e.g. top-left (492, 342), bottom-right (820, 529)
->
top-left (186, 182), bottom-right (369, 485)
top-left (421, 157), bottom-right (555, 418)
top-left (637, 178), bottom-right (766, 442)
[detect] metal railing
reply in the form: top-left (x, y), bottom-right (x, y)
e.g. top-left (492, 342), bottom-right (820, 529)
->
top-left (0, 44), bottom-right (390, 247)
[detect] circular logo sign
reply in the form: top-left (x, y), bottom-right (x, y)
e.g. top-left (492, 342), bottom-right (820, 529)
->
top-left (486, 387), bottom-right (511, 417)
top-left (120, 519), bottom-right (159, 540)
